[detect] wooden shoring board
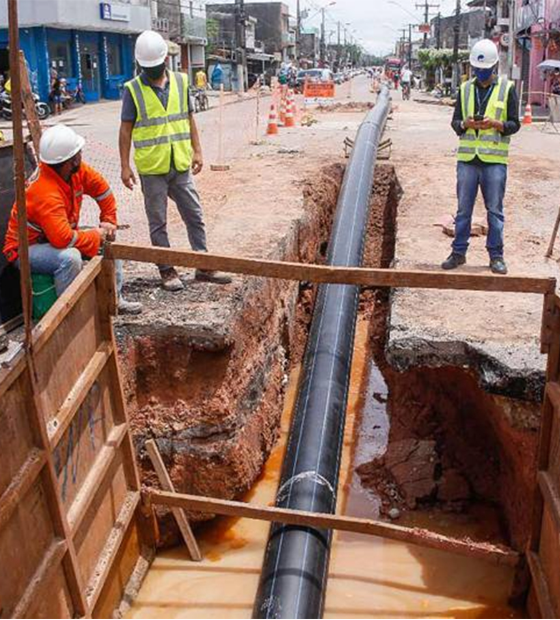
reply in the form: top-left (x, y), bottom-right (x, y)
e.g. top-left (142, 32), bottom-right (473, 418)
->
top-left (145, 439), bottom-right (202, 561)
top-left (0, 257), bottom-right (149, 618)
top-left (18, 50), bottom-right (42, 155)
top-left (148, 489), bottom-right (520, 567)
top-left (107, 244), bottom-right (556, 295)
top-left (529, 292), bottom-right (560, 616)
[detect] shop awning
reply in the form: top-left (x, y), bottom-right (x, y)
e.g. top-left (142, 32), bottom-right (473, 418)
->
top-left (247, 52), bottom-right (275, 62)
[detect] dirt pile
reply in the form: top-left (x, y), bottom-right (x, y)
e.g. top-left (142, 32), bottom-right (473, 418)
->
top-left (317, 101), bottom-right (375, 113)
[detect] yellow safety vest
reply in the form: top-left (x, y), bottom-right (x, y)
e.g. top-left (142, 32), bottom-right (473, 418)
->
top-left (458, 76), bottom-right (513, 165)
top-left (126, 71), bottom-right (193, 175)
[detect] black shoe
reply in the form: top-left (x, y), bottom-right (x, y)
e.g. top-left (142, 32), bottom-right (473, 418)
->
top-left (490, 258), bottom-right (508, 275)
top-left (441, 253), bottom-right (466, 270)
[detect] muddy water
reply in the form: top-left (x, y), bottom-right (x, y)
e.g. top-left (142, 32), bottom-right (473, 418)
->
top-left (127, 319), bottom-right (520, 619)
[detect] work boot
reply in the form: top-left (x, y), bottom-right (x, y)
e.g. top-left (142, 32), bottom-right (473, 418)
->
top-left (195, 269), bottom-right (232, 284)
top-left (118, 297), bottom-right (143, 315)
top-left (441, 253), bottom-right (466, 270)
top-left (160, 268), bottom-right (184, 292)
top-left (490, 257), bottom-right (508, 275)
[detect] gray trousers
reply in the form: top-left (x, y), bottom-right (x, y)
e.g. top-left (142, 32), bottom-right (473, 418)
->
top-left (140, 166), bottom-right (208, 272)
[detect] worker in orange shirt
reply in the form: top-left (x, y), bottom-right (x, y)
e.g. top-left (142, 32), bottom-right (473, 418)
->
top-left (3, 124), bottom-right (141, 314)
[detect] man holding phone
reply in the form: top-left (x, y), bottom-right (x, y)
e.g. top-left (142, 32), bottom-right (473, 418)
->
top-left (442, 39), bottom-right (520, 275)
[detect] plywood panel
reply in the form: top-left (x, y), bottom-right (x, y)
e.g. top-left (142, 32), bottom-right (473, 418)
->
top-left (538, 505), bottom-right (560, 616)
top-left (25, 566), bottom-right (74, 619)
top-left (0, 372), bottom-right (35, 495)
top-left (52, 366), bottom-right (116, 508)
top-left (34, 283), bottom-right (101, 420)
top-left (0, 479), bottom-right (57, 616)
top-left (547, 409), bottom-right (560, 482)
top-left (74, 455), bottom-right (128, 586)
top-left (92, 521), bottom-right (142, 620)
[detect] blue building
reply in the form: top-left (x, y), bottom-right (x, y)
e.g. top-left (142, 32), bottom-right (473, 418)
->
top-left (0, 0), bottom-right (151, 102)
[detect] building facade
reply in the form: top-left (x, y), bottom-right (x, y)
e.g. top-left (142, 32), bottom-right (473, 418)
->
top-left (0, 0), bottom-right (151, 102)
top-left (512, 0), bottom-right (560, 105)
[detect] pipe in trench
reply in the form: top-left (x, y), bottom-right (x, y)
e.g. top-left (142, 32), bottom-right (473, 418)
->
top-left (252, 86), bottom-right (392, 619)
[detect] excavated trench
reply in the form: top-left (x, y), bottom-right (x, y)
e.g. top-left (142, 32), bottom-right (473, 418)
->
top-left (120, 159), bottom-right (540, 610)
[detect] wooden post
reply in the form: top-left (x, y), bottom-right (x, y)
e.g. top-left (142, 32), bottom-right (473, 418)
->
top-left (19, 51), bottom-right (42, 155)
top-left (546, 205), bottom-right (560, 258)
top-left (8, 0), bottom-right (33, 349)
top-left (145, 440), bottom-right (202, 561)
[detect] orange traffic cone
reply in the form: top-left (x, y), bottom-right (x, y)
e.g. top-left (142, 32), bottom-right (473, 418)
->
top-left (523, 103), bottom-right (533, 126)
top-left (285, 91), bottom-right (295, 128)
top-left (267, 103), bottom-right (279, 135)
top-left (279, 92), bottom-right (287, 125)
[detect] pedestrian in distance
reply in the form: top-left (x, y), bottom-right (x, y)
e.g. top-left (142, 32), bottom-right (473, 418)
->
top-left (442, 39), bottom-right (521, 275)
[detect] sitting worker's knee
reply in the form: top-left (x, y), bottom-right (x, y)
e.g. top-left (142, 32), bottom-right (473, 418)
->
top-left (56, 248), bottom-right (83, 289)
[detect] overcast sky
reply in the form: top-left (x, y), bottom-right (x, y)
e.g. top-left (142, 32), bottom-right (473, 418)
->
top-left (206, 0), bottom-right (463, 55)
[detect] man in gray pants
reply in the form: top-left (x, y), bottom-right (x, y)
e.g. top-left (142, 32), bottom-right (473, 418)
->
top-left (119, 30), bottom-right (231, 291)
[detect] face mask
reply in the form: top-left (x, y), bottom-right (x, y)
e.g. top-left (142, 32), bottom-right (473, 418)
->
top-left (144, 63), bottom-right (166, 80)
top-left (474, 67), bottom-right (495, 83)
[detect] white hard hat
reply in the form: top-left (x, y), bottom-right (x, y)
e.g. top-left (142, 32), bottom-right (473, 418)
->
top-left (39, 124), bottom-right (85, 165)
top-left (470, 39), bottom-right (499, 69)
top-left (135, 30), bottom-right (168, 68)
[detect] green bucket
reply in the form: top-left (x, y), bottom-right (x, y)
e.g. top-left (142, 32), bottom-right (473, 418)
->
top-left (31, 273), bottom-right (58, 321)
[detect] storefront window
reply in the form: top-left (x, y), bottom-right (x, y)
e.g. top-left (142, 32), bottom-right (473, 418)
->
top-left (107, 41), bottom-right (122, 76)
top-left (47, 40), bottom-right (72, 77)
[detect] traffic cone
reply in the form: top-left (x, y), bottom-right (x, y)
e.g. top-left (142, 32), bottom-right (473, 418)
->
top-left (267, 103), bottom-right (279, 135)
top-left (523, 103), bottom-right (533, 126)
top-left (285, 91), bottom-right (295, 128)
top-left (279, 92), bottom-right (287, 126)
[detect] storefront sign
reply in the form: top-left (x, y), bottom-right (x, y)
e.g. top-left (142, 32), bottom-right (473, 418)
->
top-left (418, 23), bottom-right (431, 34)
top-left (100, 2), bottom-right (131, 22)
top-left (304, 80), bottom-right (335, 106)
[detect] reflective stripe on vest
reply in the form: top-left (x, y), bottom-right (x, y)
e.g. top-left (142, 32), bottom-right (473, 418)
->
top-left (127, 71), bottom-right (193, 175)
top-left (458, 77), bottom-right (512, 165)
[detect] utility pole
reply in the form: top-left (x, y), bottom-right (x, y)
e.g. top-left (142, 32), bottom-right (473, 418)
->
top-left (399, 27), bottom-right (407, 63)
top-left (408, 23), bottom-right (413, 68)
top-left (296, 0), bottom-right (301, 64)
top-left (436, 11), bottom-right (441, 49)
top-left (337, 21), bottom-right (341, 70)
top-left (452, 0), bottom-right (461, 94)
top-left (234, 0), bottom-right (247, 91)
top-left (416, 1), bottom-right (439, 48)
top-left (320, 8), bottom-right (326, 66)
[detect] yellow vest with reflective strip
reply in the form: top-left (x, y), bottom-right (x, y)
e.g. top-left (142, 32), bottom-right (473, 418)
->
top-left (126, 71), bottom-right (193, 175)
top-left (458, 77), bottom-right (513, 165)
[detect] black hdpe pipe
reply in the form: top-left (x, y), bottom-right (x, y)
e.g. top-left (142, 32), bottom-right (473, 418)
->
top-left (253, 86), bottom-right (392, 620)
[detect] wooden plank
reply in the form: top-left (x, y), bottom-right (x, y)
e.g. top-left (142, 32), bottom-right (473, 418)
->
top-left (107, 243), bottom-right (556, 295)
top-left (145, 440), bottom-right (202, 561)
top-left (546, 381), bottom-right (560, 415)
top-left (0, 258), bottom-right (103, 402)
top-left (527, 550), bottom-right (556, 619)
top-left (85, 491), bottom-right (140, 610)
top-left (12, 539), bottom-right (68, 619)
top-left (541, 293), bottom-right (557, 354)
top-left (66, 423), bottom-right (127, 535)
top-left (0, 448), bottom-right (46, 531)
top-left (48, 341), bottom-right (113, 448)
top-left (538, 471), bottom-right (560, 535)
top-left (26, 359), bottom-right (90, 616)
top-left (18, 50), bottom-right (42, 155)
top-left (149, 490), bottom-right (520, 567)
top-left (33, 257), bottom-right (103, 354)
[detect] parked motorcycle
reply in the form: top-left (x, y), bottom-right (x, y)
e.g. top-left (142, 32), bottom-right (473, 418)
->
top-left (61, 80), bottom-right (86, 109)
top-left (189, 86), bottom-right (209, 113)
top-left (0, 89), bottom-right (50, 121)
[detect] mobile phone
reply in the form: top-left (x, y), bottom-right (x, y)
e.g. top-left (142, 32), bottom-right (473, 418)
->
top-left (474, 114), bottom-right (484, 122)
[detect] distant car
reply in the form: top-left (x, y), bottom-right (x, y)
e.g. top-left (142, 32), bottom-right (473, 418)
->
top-left (295, 69), bottom-right (323, 92)
top-left (334, 72), bottom-right (344, 85)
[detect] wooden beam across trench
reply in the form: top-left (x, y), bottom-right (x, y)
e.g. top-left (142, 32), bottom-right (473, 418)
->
top-left (107, 243), bottom-right (556, 295)
top-left (148, 490), bottom-right (520, 567)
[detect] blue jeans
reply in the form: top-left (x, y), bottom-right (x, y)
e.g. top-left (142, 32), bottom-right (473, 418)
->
top-left (17, 244), bottom-right (124, 298)
top-left (452, 161), bottom-right (507, 260)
